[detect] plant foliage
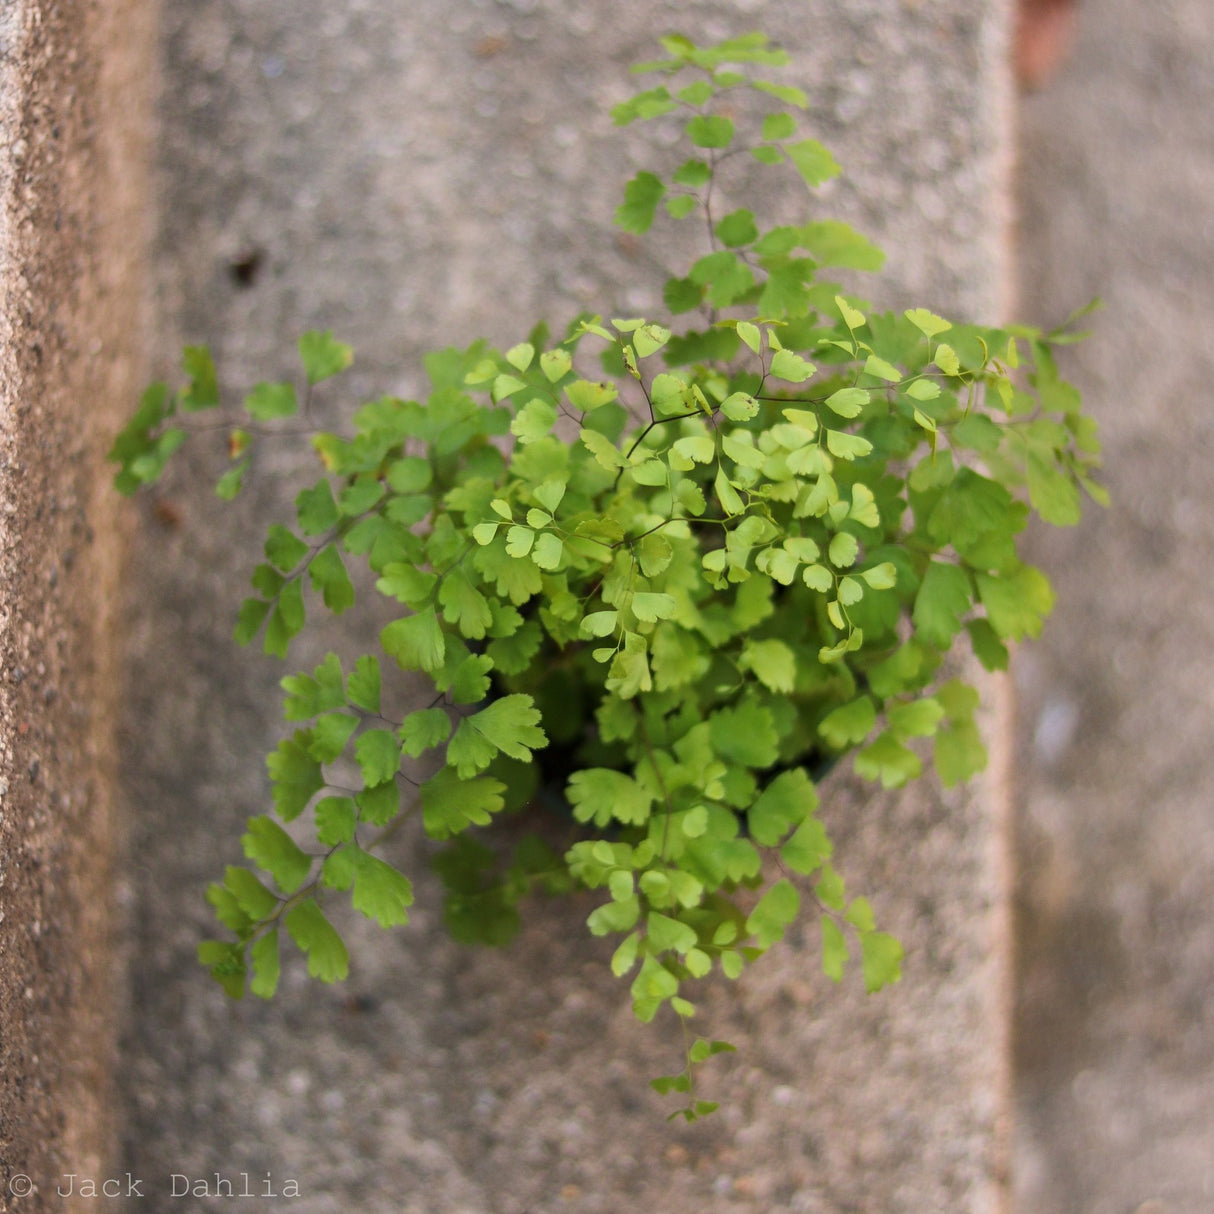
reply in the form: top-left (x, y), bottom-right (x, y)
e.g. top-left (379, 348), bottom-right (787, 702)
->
top-left (113, 32), bottom-right (1101, 1118)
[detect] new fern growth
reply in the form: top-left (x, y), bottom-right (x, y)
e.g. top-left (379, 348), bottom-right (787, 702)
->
top-left (112, 32), bottom-right (1102, 1120)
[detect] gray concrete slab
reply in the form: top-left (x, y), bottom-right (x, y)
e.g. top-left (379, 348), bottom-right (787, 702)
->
top-left (1012, 2), bottom-right (1214, 1211)
top-left (120, 3), bottom-right (1018, 1210)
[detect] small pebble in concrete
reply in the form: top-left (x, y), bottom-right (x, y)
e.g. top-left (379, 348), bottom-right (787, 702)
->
top-left (1033, 697), bottom-right (1078, 764)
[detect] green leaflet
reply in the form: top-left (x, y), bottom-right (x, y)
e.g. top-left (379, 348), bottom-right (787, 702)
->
top-left (615, 171), bottom-right (666, 233)
top-left (888, 698), bottom-right (944, 740)
top-left (180, 345), bottom-right (219, 411)
top-left (781, 816), bottom-right (833, 876)
top-left (825, 430), bottom-right (873, 460)
top-left (630, 592), bottom-right (677, 623)
top-left (748, 769), bottom-right (818, 846)
top-left (386, 456), bottom-right (432, 494)
top-left (272, 731), bottom-right (330, 808)
top-left (446, 694), bottom-right (547, 778)
top-left (1026, 449), bottom-right (1082, 525)
top-left (690, 250), bottom-right (755, 307)
top-left (741, 638), bottom-right (796, 693)
top-left (800, 221), bottom-right (885, 271)
top-left (381, 608), bottom-right (446, 673)
top-left (927, 469), bottom-right (1013, 548)
top-left (762, 111), bottom-right (796, 141)
top-left (314, 797), bottom-right (357, 847)
top-left (589, 895), bottom-right (640, 937)
top-left (349, 850), bottom-right (414, 928)
top-left (281, 653), bottom-right (345, 719)
top-left (540, 349), bottom-right (572, 383)
top-left (438, 568), bottom-right (493, 639)
top-left (245, 381), bottom-right (297, 421)
top-left (399, 707), bottom-right (453, 757)
top-left (355, 728), bottom-right (401, 786)
top-left (770, 349), bottom-right (815, 383)
top-left (309, 545), bottom-right (355, 613)
top-left (746, 879), bottom-right (800, 949)
top-left (686, 114), bottom-right (734, 149)
top-left (664, 275), bottom-right (704, 314)
top-left (610, 85), bottom-right (678, 126)
top-left (913, 562), bottom-right (972, 647)
top-left (298, 332), bottom-right (353, 384)
top-left (863, 354), bottom-right (901, 383)
top-left (505, 342), bottom-right (534, 372)
top-left (672, 158), bottom-right (712, 188)
top-left (296, 481), bottom-right (339, 535)
top-left (284, 901), bottom-right (349, 982)
top-left (346, 655), bottom-right (381, 715)
top-left (265, 525), bottom-right (309, 573)
top-left (854, 733), bottom-right (922, 789)
top-left (967, 619), bottom-right (1009, 672)
top-left (242, 817), bottom-right (311, 894)
top-left (709, 701), bottom-right (780, 769)
top-left (976, 564), bottom-right (1055, 641)
top-left (206, 885), bottom-right (251, 937)
top-left (935, 717), bottom-right (988, 787)
top-left (339, 475), bottom-right (385, 516)
top-left (264, 579), bottom-right (306, 658)
top-left (647, 911), bottom-right (698, 955)
top-left (567, 768), bottom-right (654, 828)
top-left (420, 769), bottom-right (506, 839)
top-left (249, 930), bottom-right (280, 999)
top-left (861, 931), bottom-right (904, 992)
top-left (197, 941), bottom-right (245, 999)
top-left (356, 781), bottom-right (401, 827)
top-left (905, 307), bottom-right (952, 339)
top-left (716, 209), bottom-right (759, 248)
top-left (825, 387), bottom-right (868, 418)
top-left (511, 398), bottom-right (558, 444)
top-left (828, 531), bottom-right (859, 569)
top-left (786, 139), bottom-right (841, 187)
top-left (223, 867), bottom-right (279, 921)
top-left (485, 623), bottom-right (541, 678)
top-left (819, 698), bottom-right (876, 749)
top-left (821, 918), bottom-right (848, 982)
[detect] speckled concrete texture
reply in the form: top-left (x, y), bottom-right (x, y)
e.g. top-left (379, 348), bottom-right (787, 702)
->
top-left (0, 0), bottom-right (156, 1208)
top-left (119, 3), bottom-right (1016, 1211)
top-left (1012, 2), bottom-right (1214, 1211)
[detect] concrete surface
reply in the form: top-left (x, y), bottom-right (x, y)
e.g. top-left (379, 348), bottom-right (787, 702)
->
top-left (0, 1), bottom-right (156, 1209)
top-left (1012, 1), bottom-right (1214, 1211)
top-left (118, 2), bottom-right (1019, 1211)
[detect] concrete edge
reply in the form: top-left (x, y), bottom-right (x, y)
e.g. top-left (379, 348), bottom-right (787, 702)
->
top-left (121, 4), bottom-right (1024, 1209)
top-left (0, 0), bottom-right (25, 651)
top-left (991, 5), bottom-right (1019, 1209)
top-left (0, 1), bottom-right (156, 1207)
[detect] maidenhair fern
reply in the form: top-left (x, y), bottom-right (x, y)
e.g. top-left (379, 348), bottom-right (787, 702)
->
top-left (113, 32), bottom-right (1101, 1120)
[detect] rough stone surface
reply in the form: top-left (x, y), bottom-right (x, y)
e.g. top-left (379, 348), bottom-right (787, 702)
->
top-left (119, 3), bottom-right (1015, 1210)
top-left (0, 0), bottom-right (156, 1208)
top-left (1012, 2), bottom-right (1214, 1211)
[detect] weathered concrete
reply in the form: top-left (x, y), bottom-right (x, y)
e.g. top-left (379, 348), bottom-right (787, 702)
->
top-left (0, 0), bottom-right (157, 1208)
top-left (119, 2), bottom-right (1017, 1210)
top-left (1012, 2), bottom-right (1214, 1210)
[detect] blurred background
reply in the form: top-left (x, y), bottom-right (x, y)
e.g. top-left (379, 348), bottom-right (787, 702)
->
top-left (115, 0), bottom-right (1213, 1210)
top-left (1012, 0), bottom-right (1214, 1210)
